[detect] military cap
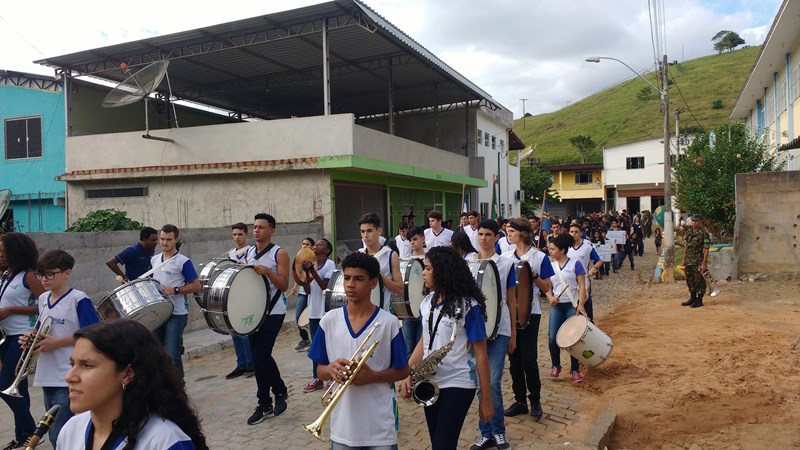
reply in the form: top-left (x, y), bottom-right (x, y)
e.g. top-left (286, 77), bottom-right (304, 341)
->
top-left (690, 214), bottom-right (702, 221)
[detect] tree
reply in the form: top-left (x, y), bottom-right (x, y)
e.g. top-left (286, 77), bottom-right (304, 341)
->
top-left (674, 122), bottom-right (783, 239)
top-left (519, 163), bottom-right (559, 216)
top-left (712, 30), bottom-right (745, 53)
top-left (67, 208), bottom-right (143, 232)
top-left (568, 135), bottom-right (596, 164)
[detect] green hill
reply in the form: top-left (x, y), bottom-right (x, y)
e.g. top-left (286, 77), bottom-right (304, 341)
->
top-left (514, 46), bottom-right (760, 165)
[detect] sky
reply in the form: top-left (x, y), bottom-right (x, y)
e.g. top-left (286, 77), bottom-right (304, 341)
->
top-left (0, 0), bottom-right (783, 117)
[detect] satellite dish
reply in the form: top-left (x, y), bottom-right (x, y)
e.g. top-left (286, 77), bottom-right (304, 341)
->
top-left (101, 60), bottom-right (177, 143)
top-left (0, 189), bottom-right (11, 230)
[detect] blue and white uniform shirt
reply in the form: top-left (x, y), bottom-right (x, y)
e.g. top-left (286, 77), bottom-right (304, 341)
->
top-left (247, 244), bottom-right (287, 316)
top-left (550, 258), bottom-right (585, 307)
top-left (151, 253), bottom-right (198, 316)
top-left (0, 270), bottom-right (37, 335)
top-left (58, 412), bottom-right (195, 450)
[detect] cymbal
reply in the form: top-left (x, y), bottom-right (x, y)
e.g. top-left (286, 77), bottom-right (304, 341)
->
top-left (294, 248), bottom-right (316, 283)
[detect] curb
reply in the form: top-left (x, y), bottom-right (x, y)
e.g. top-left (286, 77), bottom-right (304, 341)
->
top-left (185, 319), bottom-right (299, 360)
top-left (583, 409), bottom-right (616, 448)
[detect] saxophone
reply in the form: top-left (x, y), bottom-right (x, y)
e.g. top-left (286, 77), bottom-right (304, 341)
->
top-left (410, 307), bottom-right (462, 406)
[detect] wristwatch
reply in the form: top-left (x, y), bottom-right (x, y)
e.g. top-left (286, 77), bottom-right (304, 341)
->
top-left (532, 272), bottom-right (539, 280)
top-left (174, 287), bottom-right (181, 295)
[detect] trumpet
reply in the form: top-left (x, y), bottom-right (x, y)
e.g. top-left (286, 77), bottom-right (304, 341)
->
top-left (319, 322), bottom-right (381, 407)
top-left (702, 270), bottom-right (720, 297)
top-left (2, 316), bottom-right (53, 398)
top-left (304, 322), bottom-right (381, 441)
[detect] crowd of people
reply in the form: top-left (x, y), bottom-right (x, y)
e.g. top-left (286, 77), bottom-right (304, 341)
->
top-left (0, 206), bottom-right (688, 450)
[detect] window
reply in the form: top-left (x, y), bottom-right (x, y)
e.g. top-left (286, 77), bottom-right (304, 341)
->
top-left (626, 157), bottom-right (645, 169)
top-left (574, 172), bottom-right (592, 185)
top-left (477, 129), bottom-right (482, 146)
top-left (5, 116), bottom-right (42, 159)
top-left (484, 132), bottom-right (489, 147)
top-left (491, 136), bottom-right (496, 149)
top-left (85, 187), bottom-right (149, 198)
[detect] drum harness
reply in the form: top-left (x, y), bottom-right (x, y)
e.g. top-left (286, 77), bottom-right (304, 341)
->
top-left (250, 243), bottom-right (283, 315)
top-left (553, 263), bottom-right (578, 309)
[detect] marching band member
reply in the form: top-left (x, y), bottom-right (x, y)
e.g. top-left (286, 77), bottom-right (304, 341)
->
top-left (402, 227), bottom-right (427, 358)
top-left (301, 239), bottom-right (335, 393)
top-left (26, 249), bottom-right (100, 447)
top-left (547, 234), bottom-right (587, 383)
top-left (400, 247), bottom-right (492, 450)
top-left (395, 222), bottom-right (412, 259)
top-left (500, 219), bottom-right (555, 420)
top-left (58, 319), bottom-right (208, 449)
top-left (0, 233), bottom-right (44, 449)
top-left (246, 213), bottom-right (290, 425)
top-left (151, 225), bottom-right (202, 377)
top-left (225, 223), bottom-right (255, 380)
top-left (469, 220), bottom-right (516, 450)
top-left (292, 237), bottom-right (316, 352)
top-left (357, 213), bottom-right (404, 309)
top-left (465, 211), bottom-right (480, 251)
top-left (308, 252), bottom-right (408, 450)
top-left (567, 223), bottom-right (603, 321)
top-left (424, 210), bottom-right (454, 249)
top-left (105, 227), bottom-right (158, 282)
top-left (450, 231), bottom-right (478, 261)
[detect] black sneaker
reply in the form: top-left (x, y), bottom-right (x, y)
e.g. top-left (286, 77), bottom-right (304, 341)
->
top-left (494, 434), bottom-right (511, 450)
top-left (294, 339), bottom-right (311, 351)
top-left (226, 367), bottom-right (245, 379)
top-left (274, 395), bottom-right (288, 416)
top-left (503, 402), bottom-right (528, 417)
top-left (246, 404), bottom-right (273, 425)
top-left (469, 436), bottom-right (495, 450)
top-left (2, 439), bottom-right (20, 450)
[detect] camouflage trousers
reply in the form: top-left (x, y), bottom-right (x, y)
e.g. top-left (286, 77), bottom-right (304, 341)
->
top-left (684, 264), bottom-right (704, 295)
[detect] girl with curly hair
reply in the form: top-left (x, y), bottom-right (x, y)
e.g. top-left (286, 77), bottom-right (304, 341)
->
top-left (399, 246), bottom-right (492, 450)
top-left (57, 319), bottom-right (208, 449)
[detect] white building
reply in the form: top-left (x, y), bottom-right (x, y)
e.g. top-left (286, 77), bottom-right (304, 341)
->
top-left (603, 138), bottom-right (669, 214)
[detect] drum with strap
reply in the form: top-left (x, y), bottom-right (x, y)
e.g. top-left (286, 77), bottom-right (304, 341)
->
top-left (324, 270), bottom-right (385, 311)
top-left (514, 260), bottom-right (534, 329)
top-left (203, 265), bottom-right (268, 336)
top-left (194, 257), bottom-right (236, 308)
top-left (95, 279), bottom-right (174, 332)
top-left (467, 259), bottom-right (502, 340)
top-left (390, 258), bottom-right (425, 319)
top-left (556, 314), bottom-right (613, 368)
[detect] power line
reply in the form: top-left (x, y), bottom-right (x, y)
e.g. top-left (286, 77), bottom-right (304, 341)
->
top-left (667, 67), bottom-right (703, 129)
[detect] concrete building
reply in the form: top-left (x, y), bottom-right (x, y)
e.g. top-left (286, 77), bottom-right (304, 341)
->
top-left (31, 0), bottom-right (519, 251)
top-left (544, 163), bottom-right (604, 217)
top-left (730, 0), bottom-right (800, 170)
top-left (603, 139), bottom-right (668, 214)
top-left (0, 71), bottom-right (66, 232)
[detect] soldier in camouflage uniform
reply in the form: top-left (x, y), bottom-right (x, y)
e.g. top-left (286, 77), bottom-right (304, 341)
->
top-left (680, 214), bottom-right (710, 308)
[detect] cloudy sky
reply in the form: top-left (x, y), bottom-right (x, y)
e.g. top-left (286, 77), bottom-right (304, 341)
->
top-left (0, 0), bottom-right (782, 117)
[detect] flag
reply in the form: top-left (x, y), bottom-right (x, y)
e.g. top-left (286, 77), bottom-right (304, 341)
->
top-left (491, 174), bottom-right (498, 220)
top-left (540, 190), bottom-right (551, 232)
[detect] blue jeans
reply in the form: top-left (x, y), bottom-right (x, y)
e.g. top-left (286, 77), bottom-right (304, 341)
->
top-left (548, 303), bottom-right (580, 372)
top-left (477, 334), bottom-right (509, 437)
top-left (232, 334), bottom-right (254, 370)
top-left (295, 293), bottom-right (309, 341)
top-left (153, 313), bottom-right (188, 376)
top-left (612, 252), bottom-right (622, 270)
top-left (331, 443), bottom-right (398, 450)
top-left (309, 318), bottom-right (321, 377)
top-left (42, 386), bottom-right (73, 448)
top-left (401, 318), bottom-right (422, 360)
top-left (603, 261), bottom-right (610, 276)
top-left (0, 336), bottom-right (36, 440)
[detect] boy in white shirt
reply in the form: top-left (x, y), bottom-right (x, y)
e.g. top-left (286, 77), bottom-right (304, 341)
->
top-left (308, 252), bottom-right (409, 449)
top-left (395, 222), bottom-right (412, 258)
top-left (424, 210), bottom-right (454, 249)
top-left (26, 249), bottom-right (99, 447)
top-left (300, 239), bottom-right (336, 393)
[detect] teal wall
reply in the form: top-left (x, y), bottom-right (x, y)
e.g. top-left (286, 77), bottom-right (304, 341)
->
top-left (0, 84), bottom-right (67, 231)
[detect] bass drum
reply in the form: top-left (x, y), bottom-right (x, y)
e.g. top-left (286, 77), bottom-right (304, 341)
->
top-left (556, 314), bottom-right (613, 368)
top-left (194, 257), bottom-right (236, 308)
top-left (203, 265), bottom-right (268, 336)
top-left (95, 278), bottom-right (174, 332)
top-left (324, 270), bottom-right (385, 311)
top-left (467, 260), bottom-right (502, 340)
top-left (514, 260), bottom-right (533, 329)
top-left (390, 258), bottom-right (425, 319)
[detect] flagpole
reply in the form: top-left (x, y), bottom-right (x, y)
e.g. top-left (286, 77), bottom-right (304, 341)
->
top-left (460, 183), bottom-right (466, 212)
top-left (541, 189), bottom-right (547, 216)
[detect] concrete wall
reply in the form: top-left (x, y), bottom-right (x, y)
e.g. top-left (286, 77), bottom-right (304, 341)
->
top-left (28, 221), bottom-right (323, 332)
top-left (734, 171), bottom-right (800, 274)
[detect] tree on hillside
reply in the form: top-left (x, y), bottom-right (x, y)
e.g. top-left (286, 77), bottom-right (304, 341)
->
top-left (712, 31), bottom-right (745, 53)
top-left (519, 163), bottom-right (559, 216)
top-left (674, 122), bottom-right (782, 239)
top-left (568, 135), bottom-right (596, 164)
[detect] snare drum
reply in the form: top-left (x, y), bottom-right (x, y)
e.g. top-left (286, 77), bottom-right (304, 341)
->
top-left (324, 270), bottom-right (385, 311)
top-left (390, 258), bottom-right (425, 319)
top-left (95, 278), bottom-right (174, 332)
top-left (194, 257), bottom-right (236, 308)
top-left (298, 307), bottom-right (310, 328)
top-left (514, 260), bottom-right (533, 329)
top-left (203, 265), bottom-right (268, 336)
top-left (556, 314), bottom-right (613, 368)
top-left (468, 260), bottom-right (502, 340)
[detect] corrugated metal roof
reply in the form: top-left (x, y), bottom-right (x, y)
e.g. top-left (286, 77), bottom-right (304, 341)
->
top-left (34, 0), bottom-right (507, 120)
top-left (544, 163), bottom-right (604, 171)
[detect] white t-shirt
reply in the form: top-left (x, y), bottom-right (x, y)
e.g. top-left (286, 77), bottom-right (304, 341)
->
top-left (550, 258), bottom-right (586, 306)
top-left (0, 270), bottom-right (37, 335)
top-left (395, 235), bottom-right (412, 259)
top-left (307, 307), bottom-right (407, 447)
top-left (357, 246), bottom-right (393, 311)
top-left (424, 227), bottom-right (454, 249)
top-left (307, 259), bottom-right (335, 320)
top-left (497, 236), bottom-right (513, 255)
top-left (150, 253), bottom-right (198, 316)
top-left (58, 412), bottom-right (195, 450)
top-left (247, 244), bottom-right (288, 316)
top-left (418, 293), bottom-right (486, 389)
top-left (472, 254), bottom-right (516, 338)
top-left (465, 225), bottom-right (479, 252)
top-left (501, 247), bottom-right (554, 315)
top-left (568, 239), bottom-right (600, 289)
top-left (34, 289), bottom-right (99, 387)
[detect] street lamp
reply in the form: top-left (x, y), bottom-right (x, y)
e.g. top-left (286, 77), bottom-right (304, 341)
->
top-left (585, 54), bottom-right (676, 282)
top-left (519, 98), bottom-right (529, 129)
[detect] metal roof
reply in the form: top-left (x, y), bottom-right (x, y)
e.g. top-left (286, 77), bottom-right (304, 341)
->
top-left (34, 0), bottom-right (506, 121)
top-left (544, 163), bottom-right (604, 172)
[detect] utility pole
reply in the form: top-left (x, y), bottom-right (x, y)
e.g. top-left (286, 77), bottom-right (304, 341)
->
top-left (662, 54), bottom-right (675, 283)
top-left (519, 98), bottom-right (528, 129)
